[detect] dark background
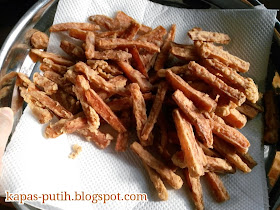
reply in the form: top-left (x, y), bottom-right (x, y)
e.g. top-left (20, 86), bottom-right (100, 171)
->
top-left (0, 0), bottom-right (38, 48)
top-left (0, 0), bottom-right (279, 48)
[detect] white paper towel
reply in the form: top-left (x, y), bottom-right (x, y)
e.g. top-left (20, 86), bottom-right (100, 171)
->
top-left (2, 0), bottom-right (277, 209)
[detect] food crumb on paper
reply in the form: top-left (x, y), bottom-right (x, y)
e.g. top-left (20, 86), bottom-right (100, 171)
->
top-left (69, 144), bottom-right (82, 159)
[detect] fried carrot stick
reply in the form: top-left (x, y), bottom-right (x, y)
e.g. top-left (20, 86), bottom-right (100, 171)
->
top-left (117, 61), bottom-right (152, 92)
top-left (30, 49), bottom-right (74, 66)
top-left (141, 81), bottom-right (168, 141)
top-left (154, 24), bottom-right (176, 71)
top-left (85, 31), bottom-right (96, 60)
top-left (129, 47), bottom-right (148, 78)
top-left (213, 136), bottom-right (251, 173)
top-left (211, 119), bottom-right (250, 154)
top-left (97, 38), bottom-right (160, 53)
top-left (222, 108), bottom-right (247, 129)
top-left (77, 128), bottom-right (112, 149)
top-left (197, 141), bottom-right (220, 158)
top-left (166, 69), bottom-right (217, 112)
top-left (20, 87), bottom-right (53, 124)
top-left (33, 72), bottom-right (58, 95)
top-left (43, 70), bottom-right (74, 96)
top-left (40, 58), bottom-right (68, 75)
top-left (188, 27), bottom-right (230, 44)
top-left (199, 42), bottom-right (250, 73)
top-left (92, 50), bottom-right (132, 61)
top-left (50, 22), bottom-right (100, 32)
top-left (60, 40), bottom-right (85, 60)
top-left (157, 64), bottom-right (189, 78)
top-left (89, 14), bottom-right (120, 30)
top-left (170, 43), bottom-right (198, 61)
top-left (120, 20), bottom-right (141, 40)
top-left (236, 151), bottom-right (257, 169)
top-left (76, 75), bottom-right (126, 133)
top-left (115, 11), bottom-right (152, 34)
top-left (236, 103), bottom-right (260, 119)
top-left (73, 76), bottom-right (100, 130)
top-left (129, 83), bottom-right (148, 144)
top-left (173, 109), bottom-right (205, 177)
top-left (205, 172), bottom-right (230, 202)
top-left (263, 90), bottom-right (279, 144)
top-left (75, 62), bottom-right (127, 95)
top-left (185, 169), bottom-right (204, 210)
top-left (27, 87), bottom-right (73, 119)
top-left (204, 58), bottom-right (258, 103)
top-left (205, 156), bottom-right (235, 174)
top-left (130, 141), bottom-right (183, 189)
top-left (143, 162), bottom-right (168, 201)
top-left (188, 61), bottom-right (246, 106)
top-left (107, 93), bottom-right (153, 112)
top-left (68, 28), bottom-right (87, 41)
top-left (173, 90), bottom-right (213, 148)
top-left (45, 114), bottom-right (87, 138)
top-left (115, 132), bottom-right (129, 152)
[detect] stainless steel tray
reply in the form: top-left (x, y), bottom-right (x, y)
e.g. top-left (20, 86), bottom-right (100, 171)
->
top-left (0, 0), bottom-right (279, 209)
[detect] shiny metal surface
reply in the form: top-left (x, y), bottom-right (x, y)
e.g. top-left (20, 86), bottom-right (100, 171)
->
top-left (0, 0), bottom-right (58, 133)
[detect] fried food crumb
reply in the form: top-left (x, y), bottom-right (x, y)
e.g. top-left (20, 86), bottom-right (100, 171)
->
top-left (69, 144), bottom-right (82, 159)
